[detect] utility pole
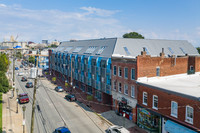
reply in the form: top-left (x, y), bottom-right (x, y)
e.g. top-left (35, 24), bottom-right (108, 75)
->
top-left (12, 48), bottom-right (15, 98)
top-left (30, 50), bottom-right (39, 133)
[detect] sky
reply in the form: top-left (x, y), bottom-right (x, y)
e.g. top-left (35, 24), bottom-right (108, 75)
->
top-left (0, 0), bottom-right (200, 47)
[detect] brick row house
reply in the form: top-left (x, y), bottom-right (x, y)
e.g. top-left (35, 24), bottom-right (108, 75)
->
top-left (49, 38), bottom-right (200, 132)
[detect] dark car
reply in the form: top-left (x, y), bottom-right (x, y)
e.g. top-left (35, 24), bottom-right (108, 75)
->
top-left (55, 86), bottom-right (64, 92)
top-left (26, 82), bottom-right (33, 88)
top-left (20, 65), bottom-right (23, 68)
top-left (15, 67), bottom-right (19, 70)
top-left (55, 126), bottom-right (71, 133)
top-left (65, 94), bottom-right (76, 102)
top-left (18, 93), bottom-right (29, 104)
top-left (43, 68), bottom-right (49, 72)
top-left (21, 76), bottom-right (27, 82)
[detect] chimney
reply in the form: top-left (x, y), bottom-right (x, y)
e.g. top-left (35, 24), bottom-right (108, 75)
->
top-left (160, 48), bottom-right (165, 58)
top-left (141, 47), bottom-right (147, 56)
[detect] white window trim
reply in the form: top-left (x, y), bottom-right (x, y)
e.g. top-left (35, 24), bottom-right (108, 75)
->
top-left (171, 101), bottom-right (178, 118)
top-left (118, 67), bottom-right (121, 77)
top-left (152, 95), bottom-right (158, 110)
top-left (131, 85), bottom-right (135, 98)
top-left (118, 82), bottom-right (121, 93)
top-left (131, 68), bottom-right (135, 80)
top-left (185, 105), bottom-right (193, 124)
top-left (143, 92), bottom-right (147, 106)
top-left (124, 84), bottom-right (128, 95)
top-left (124, 67), bottom-right (128, 79)
top-left (156, 66), bottom-right (160, 77)
top-left (113, 65), bottom-right (116, 76)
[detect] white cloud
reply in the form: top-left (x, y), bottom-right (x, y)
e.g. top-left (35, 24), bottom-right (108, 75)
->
top-left (80, 7), bottom-right (120, 17)
top-left (0, 5), bottom-right (126, 42)
top-left (0, 4), bottom-right (6, 7)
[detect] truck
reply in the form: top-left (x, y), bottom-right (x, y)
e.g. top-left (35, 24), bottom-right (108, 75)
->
top-left (30, 67), bottom-right (43, 78)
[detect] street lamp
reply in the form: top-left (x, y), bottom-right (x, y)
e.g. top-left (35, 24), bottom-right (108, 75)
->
top-left (16, 88), bottom-right (19, 113)
top-left (22, 105), bottom-right (26, 133)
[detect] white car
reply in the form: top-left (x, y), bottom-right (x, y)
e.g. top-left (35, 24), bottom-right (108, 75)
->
top-left (18, 72), bottom-right (24, 76)
top-left (24, 67), bottom-right (28, 70)
top-left (106, 125), bottom-right (130, 133)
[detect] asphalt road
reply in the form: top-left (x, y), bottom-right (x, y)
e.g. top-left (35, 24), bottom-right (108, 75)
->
top-left (12, 60), bottom-right (107, 133)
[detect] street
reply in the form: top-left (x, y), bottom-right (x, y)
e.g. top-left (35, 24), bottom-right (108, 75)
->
top-left (13, 60), bottom-right (109, 133)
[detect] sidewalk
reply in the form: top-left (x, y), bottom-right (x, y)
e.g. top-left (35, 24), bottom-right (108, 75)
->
top-left (2, 90), bottom-right (27, 133)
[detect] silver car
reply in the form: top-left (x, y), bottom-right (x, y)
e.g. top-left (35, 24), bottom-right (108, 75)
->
top-left (55, 86), bottom-right (64, 92)
top-left (106, 125), bottom-right (130, 133)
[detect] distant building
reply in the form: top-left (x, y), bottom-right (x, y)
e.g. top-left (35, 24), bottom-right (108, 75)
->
top-left (42, 40), bottom-right (48, 45)
top-left (35, 49), bottom-right (49, 69)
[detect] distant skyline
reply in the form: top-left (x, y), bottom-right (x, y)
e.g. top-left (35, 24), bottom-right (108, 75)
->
top-left (0, 0), bottom-right (199, 47)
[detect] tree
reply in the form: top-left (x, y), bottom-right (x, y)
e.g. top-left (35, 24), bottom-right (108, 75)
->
top-left (16, 51), bottom-right (22, 59)
top-left (123, 32), bottom-right (145, 39)
top-left (48, 44), bottom-right (58, 48)
top-left (29, 56), bottom-right (35, 64)
top-left (197, 47), bottom-right (200, 54)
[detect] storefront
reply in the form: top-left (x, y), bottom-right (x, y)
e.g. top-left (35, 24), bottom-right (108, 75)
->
top-left (163, 119), bottom-right (197, 133)
top-left (118, 100), bottom-right (133, 121)
top-left (137, 106), bottom-right (161, 133)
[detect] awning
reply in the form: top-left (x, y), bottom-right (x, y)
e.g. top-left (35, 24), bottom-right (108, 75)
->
top-left (165, 120), bottom-right (197, 133)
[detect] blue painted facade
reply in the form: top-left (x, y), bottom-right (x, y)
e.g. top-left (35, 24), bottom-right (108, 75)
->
top-left (51, 51), bottom-right (112, 98)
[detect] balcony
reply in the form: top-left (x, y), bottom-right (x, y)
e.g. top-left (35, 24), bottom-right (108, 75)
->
top-left (97, 67), bottom-right (101, 75)
top-left (81, 64), bottom-right (84, 71)
top-left (96, 81), bottom-right (100, 90)
top-left (88, 78), bottom-right (92, 86)
top-left (106, 69), bottom-right (111, 76)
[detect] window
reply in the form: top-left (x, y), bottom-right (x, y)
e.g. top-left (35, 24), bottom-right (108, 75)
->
top-left (118, 82), bottom-right (122, 92)
top-left (171, 101), bottom-right (178, 118)
top-left (123, 47), bottom-right (131, 56)
top-left (185, 106), bottom-right (193, 124)
top-left (96, 46), bottom-right (106, 55)
top-left (124, 68), bottom-right (128, 79)
top-left (143, 92), bottom-right (147, 105)
top-left (84, 46), bottom-right (97, 54)
top-left (64, 46), bottom-right (73, 52)
top-left (131, 86), bottom-right (135, 98)
top-left (144, 47), bottom-right (150, 55)
top-left (180, 47), bottom-right (186, 54)
top-left (113, 66), bottom-right (116, 76)
top-left (190, 65), bottom-right (194, 71)
top-left (131, 68), bottom-right (135, 80)
top-left (156, 67), bottom-right (160, 76)
top-left (118, 67), bottom-right (122, 77)
top-left (73, 46), bottom-right (83, 53)
top-left (152, 95), bottom-right (158, 109)
top-left (124, 84), bottom-right (128, 95)
top-left (168, 47), bottom-right (174, 54)
top-left (113, 81), bottom-right (117, 91)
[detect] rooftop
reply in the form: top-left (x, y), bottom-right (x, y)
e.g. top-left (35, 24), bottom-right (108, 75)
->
top-left (138, 72), bottom-right (200, 100)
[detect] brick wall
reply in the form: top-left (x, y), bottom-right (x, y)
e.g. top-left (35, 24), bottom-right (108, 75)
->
top-left (137, 55), bottom-right (188, 78)
top-left (137, 84), bottom-right (200, 130)
top-left (195, 56), bottom-right (200, 72)
top-left (111, 59), bottom-right (137, 98)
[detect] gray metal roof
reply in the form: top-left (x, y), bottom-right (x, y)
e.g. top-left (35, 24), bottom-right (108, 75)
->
top-left (113, 38), bottom-right (199, 57)
top-left (54, 38), bottom-right (199, 58)
top-left (55, 38), bottom-right (117, 58)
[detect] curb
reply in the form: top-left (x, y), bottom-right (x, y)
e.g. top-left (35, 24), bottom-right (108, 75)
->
top-left (94, 112), bottom-right (113, 126)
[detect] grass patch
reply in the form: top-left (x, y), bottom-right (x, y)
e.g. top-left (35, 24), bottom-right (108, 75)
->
top-left (0, 93), bottom-right (2, 132)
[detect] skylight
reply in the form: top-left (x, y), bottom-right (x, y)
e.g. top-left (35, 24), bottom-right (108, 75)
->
top-left (73, 46), bottom-right (83, 53)
top-left (144, 47), bottom-right (150, 55)
top-left (168, 47), bottom-right (174, 54)
top-left (84, 46), bottom-right (97, 54)
top-left (64, 46), bottom-right (73, 52)
top-left (123, 47), bottom-right (131, 56)
top-left (96, 46), bottom-right (106, 55)
top-left (180, 47), bottom-right (186, 54)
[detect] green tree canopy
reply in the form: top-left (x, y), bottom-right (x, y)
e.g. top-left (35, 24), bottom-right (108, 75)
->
top-left (0, 53), bottom-right (9, 72)
top-left (197, 47), bottom-right (200, 54)
top-left (16, 51), bottom-right (22, 59)
top-left (123, 32), bottom-right (145, 39)
top-left (29, 56), bottom-right (35, 64)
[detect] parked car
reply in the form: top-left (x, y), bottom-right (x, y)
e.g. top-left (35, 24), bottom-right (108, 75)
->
top-left (106, 125), bottom-right (130, 133)
top-left (26, 82), bottom-right (33, 88)
top-left (55, 127), bottom-right (71, 133)
top-left (55, 86), bottom-right (64, 92)
top-left (18, 72), bottom-right (24, 76)
top-left (20, 65), bottom-right (23, 68)
top-left (43, 68), bottom-right (49, 72)
top-left (18, 93), bottom-right (28, 98)
top-left (24, 67), bottom-right (28, 70)
top-left (18, 93), bottom-right (29, 104)
top-left (15, 67), bottom-right (19, 70)
top-left (65, 94), bottom-right (76, 102)
top-left (21, 76), bottom-right (27, 82)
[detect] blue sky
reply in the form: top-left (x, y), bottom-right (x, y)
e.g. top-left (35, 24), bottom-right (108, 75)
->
top-left (0, 0), bottom-right (199, 47)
